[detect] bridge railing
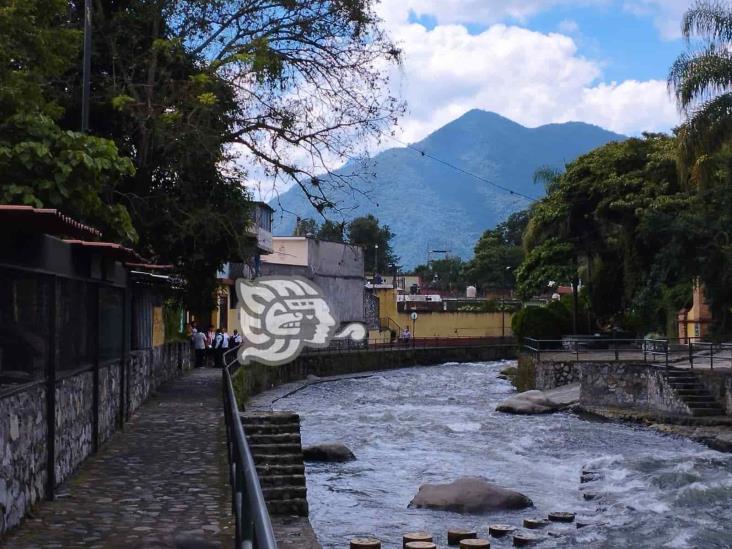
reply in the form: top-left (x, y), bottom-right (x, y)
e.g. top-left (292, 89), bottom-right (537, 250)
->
top-left (222, 348), bottom-right (277, 549)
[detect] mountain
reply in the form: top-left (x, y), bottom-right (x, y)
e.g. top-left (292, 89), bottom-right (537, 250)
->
top-left (270, 109), bottom-right (625, 268)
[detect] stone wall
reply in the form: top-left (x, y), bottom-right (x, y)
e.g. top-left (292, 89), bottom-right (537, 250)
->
top-left (0, 385), bottom-right (46, 536)
top-left (534, 361), bottom-right (581, 390)
top-left (99, 362), bottom-right (121, 445)
top-left (695, 370), bottom-right (732, 414)
top-left (579, 362), bottom-right (692, 416)
top-left (54, 372), bottom-right (94, 485)
top-left (235, 345), bottom-right (516, 404)
top-left (0, 341), bottom-right (192, 537)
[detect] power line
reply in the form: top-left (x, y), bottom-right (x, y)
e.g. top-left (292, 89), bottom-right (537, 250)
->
top-left (385, 134), bottom-right (541, 203)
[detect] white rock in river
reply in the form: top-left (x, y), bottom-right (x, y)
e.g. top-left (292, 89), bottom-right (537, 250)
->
top-left (496, 383), bottom-right (580, 415)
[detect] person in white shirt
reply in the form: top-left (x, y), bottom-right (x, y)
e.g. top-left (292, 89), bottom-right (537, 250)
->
top-left (192, 330), bottom-right (206, 368)
top-left (212, 328), bottom-right (225, 368)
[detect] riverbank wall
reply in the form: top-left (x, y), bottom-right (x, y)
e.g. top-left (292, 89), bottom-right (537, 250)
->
top-left (524, 355), bottom-right (732, 417)
top-left (234, 344), bottom-right (516, 405)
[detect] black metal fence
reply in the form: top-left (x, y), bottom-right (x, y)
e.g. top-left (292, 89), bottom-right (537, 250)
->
top-left (523, 336), bottom-right (732, 370)
top-left (300, 335), bottom-right (517, 354)
top-left (222, 349), bottom-right (277, 549)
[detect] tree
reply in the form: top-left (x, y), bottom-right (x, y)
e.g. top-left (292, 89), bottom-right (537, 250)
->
top-left (51, 0), bottom-right (401, 311)
top-left (669, 1), bottom-right (732, 177)
top-left (317, 220), bottom-right (346, 242)
top-left (463, 211), bottom-right (528, 291)
top-left (179, 0), bottom-right (403, 210)
top-left (293, 218), bottom-right (319, 236)
top-left (414, 257), bottom-right (466, 292)
top-left (347, 214), bottom-right (397, 273)
top-left (0, 0), bottom-right (135, 239)
top-left (516, 134), bottom-right (686, 332)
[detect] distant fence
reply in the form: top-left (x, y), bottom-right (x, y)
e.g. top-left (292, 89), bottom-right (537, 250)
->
top-left (301, 335), bottom-right (516, 354)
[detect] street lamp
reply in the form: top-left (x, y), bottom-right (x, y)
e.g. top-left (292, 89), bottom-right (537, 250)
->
top-left (81, 0), bottom-right (92, 132)
top-left (374, 244), bottom-right (379, 275)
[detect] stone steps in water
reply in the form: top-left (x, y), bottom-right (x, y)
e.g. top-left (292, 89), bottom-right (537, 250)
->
top-left (265, 498), bottom-right (309, 516)
top-left (250, 443), bottom-right (303, 455)
top-left (240, 410), bottom-right (309, 517)
top-left (256, 463), bottom-right (306, 476)
top-left (259, 474), bottom-right (307, 488)
top-left (247, 432), bottom-right (302, 445)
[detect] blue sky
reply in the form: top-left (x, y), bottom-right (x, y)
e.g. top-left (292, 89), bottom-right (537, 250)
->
top-left (375, 0), bottom-right (692, 142)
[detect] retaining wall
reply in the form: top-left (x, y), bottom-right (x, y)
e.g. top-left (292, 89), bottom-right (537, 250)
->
top-left (578, 362), bottom-right (692, 416)
top-left (534, 361), bottom-right (581, 390)
top-left (0, 341), bottom-right (192, 537)
top-left (234, 345), bottom-right (516, 404)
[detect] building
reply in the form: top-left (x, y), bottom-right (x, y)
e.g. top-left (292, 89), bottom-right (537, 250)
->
top-left (210, 201), bottom-right (275, 331)
top-left (678, 281), bottom-right (712, 341)
top-left (0, 205), bottom-right (189, 536)
top-left (259, 236), bottom-right (365, 327)
top-left (371, 285), bottom-right (514, 340)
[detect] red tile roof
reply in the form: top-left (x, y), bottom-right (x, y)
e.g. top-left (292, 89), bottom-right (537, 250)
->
top-left (63, 240), bottom-right (144, 263)
top-left (0, 205), bottom-right (102, 239)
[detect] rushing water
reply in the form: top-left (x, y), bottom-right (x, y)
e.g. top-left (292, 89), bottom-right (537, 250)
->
top-left (275, 361), bottom-right (732, 549)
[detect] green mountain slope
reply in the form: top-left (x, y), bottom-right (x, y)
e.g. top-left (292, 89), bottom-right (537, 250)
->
top-left (271, 109), bottom-right (625, 267)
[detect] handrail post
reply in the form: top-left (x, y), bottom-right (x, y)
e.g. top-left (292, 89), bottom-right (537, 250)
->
top-left (711, 343), bottom-right (714, 370)
top-left (689, 340), bottom-right (694, 369)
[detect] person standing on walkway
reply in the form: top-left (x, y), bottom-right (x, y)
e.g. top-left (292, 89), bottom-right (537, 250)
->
top-left (230, 329), bottom-right (242, 351)
top-left (213, 328), bottom-right (225, 368)
top-left (205, 325), bottom-right (215, 366)
top-left (192, 329), bottom-right (206, 368)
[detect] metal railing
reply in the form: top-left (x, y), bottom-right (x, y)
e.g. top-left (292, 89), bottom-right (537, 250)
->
top-left (222, 348), bottom-right (277, 549)
top-left (301, 335), bottom-right (516, 354)
top-left (523, 336), bottom-right (674, 365)
top-left (688, 341), bottom-right (732, 370)
top-left (523, 336), bottom-right (732, 370)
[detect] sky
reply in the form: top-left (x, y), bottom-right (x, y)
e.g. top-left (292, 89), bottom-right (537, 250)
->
top-left (379, 0), bottom-right (693, 144)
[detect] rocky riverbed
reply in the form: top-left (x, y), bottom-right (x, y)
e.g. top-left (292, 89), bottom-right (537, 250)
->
top-left (275, 361), bottom-right (732, 548)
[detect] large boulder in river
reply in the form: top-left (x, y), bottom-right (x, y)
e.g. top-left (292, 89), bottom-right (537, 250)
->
top-left (302, 442), bottom-right (355, 462)
top-left (409, 477), bottom-right (533, 513)
top-left (496, 383), bottom-right (580, 415)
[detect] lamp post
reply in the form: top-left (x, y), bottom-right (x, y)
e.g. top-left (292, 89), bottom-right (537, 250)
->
top-left (81, 0), bottom-right (92, 132)
top-left (374, 244), bottom-right (379, 276)
top-left (410, 311), bottom-right (418, 348)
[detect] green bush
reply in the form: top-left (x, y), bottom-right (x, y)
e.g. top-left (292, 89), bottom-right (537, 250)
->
top-left (511, 301), bottom-right (571, 340)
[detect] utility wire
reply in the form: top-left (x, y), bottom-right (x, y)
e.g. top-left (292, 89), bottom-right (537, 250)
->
top-left (385, 134), bottom-right (541, 203)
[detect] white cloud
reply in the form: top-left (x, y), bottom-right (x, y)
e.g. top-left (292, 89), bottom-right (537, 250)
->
top-left (387, 21), bottom-right (679, 143)
top-left (623, 0), bottom-right (692, 40)
top-left (558, 18), bottom-right (580, 33)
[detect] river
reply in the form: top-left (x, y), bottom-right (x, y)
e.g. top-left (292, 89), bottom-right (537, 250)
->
top-left (274, 361), bottom-right (732, 548)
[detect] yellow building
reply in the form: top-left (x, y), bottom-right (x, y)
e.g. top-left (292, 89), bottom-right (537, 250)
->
top-left (678, 281), bottom-right (712, 341)
top-left (372, 287), bottom-right (513, 340)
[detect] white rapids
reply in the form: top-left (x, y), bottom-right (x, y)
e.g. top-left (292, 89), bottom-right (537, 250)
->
top-left (275, 361), bottom-right (732, 549)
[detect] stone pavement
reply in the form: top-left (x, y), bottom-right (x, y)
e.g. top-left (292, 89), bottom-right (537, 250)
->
top-left (0, 368), bottom-right (233, 549)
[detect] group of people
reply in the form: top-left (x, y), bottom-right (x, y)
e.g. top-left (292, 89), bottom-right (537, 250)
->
top-left (188, 321), bottom-right (243, 369)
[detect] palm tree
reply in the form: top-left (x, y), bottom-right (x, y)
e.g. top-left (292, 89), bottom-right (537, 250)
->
top-left (669, 1), bottom-right (732, 175)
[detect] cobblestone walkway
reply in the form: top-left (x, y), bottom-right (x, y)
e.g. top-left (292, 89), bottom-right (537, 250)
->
top-left (1, 368), bottom-right (233, 549)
